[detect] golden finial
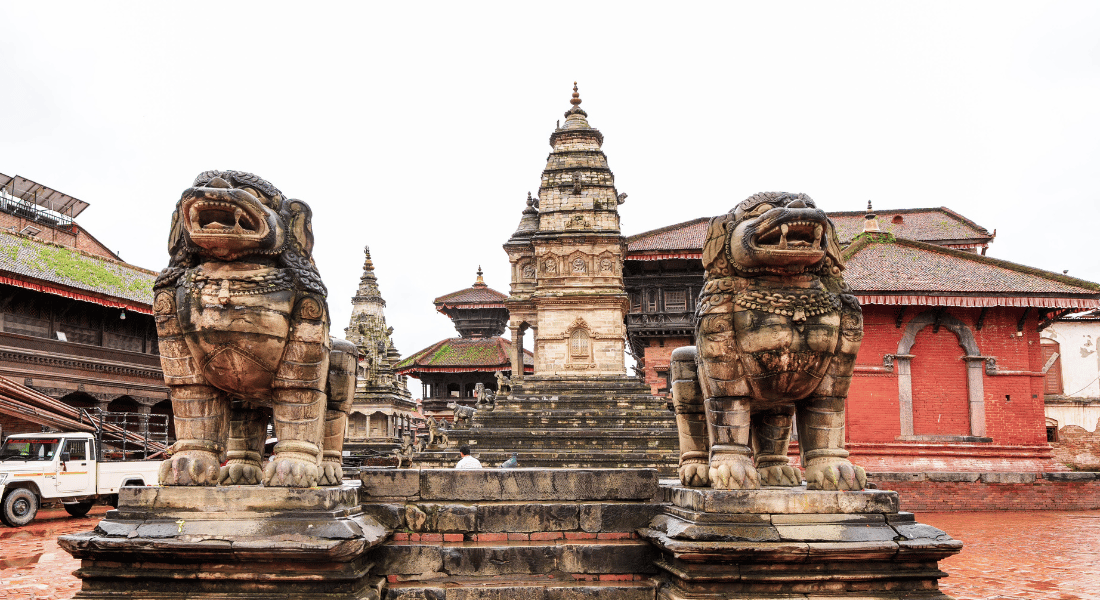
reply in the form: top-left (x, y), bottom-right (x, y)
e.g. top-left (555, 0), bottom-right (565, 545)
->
top-left (475, 266), bottom-right (486, 286)
top-left (570, 82), bottom-right (582, 106)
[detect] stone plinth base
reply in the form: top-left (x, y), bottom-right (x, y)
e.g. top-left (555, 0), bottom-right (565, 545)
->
top-left (58, 485), bottom-right (390, 600)
top-left (640, 483), bottom-right (962, 599)
top-left (360, 468), bottom-right (661, 599)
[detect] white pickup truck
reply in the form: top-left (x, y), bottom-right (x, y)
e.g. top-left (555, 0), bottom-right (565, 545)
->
top-left (0, 432), bottom-right (160, 526)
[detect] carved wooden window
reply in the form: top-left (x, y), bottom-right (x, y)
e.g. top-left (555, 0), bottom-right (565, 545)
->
top-left (569, 329), bottom-right (590, 358)
top-left (645, 290), bottom-right (658, 313)
top-left (1041, 340), bottom-right (1063, 395)
top-left (664, 290), bottom-right (687, 312)
top-left (629, 293), bottom-right (642, 313)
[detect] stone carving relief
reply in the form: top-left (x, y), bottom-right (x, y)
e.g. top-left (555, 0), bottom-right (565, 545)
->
top-left (154, 170), bottom-right (358, 488)
top-left (671, 192), bottom-right (866, 491)
top-left (542, 257), bottom-right (558, 275)
top-left (599, 256), bottom-right (615, 274)
top-left (571, 256), bottom-right (587, 274)
top-left (520, 261), bottom-right (536, 280)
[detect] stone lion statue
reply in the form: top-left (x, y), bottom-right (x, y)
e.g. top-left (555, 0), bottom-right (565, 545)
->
top-left (672, 192), bottom-right (866, 491)
top-left (153, 170), bottom-right (357, 488)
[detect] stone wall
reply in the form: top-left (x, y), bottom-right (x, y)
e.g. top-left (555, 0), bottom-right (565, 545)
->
top-left (873, 471), bottom-right (1100, 511)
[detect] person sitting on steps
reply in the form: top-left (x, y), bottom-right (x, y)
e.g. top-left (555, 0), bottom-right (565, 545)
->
top-left (455, 445), bottom-right (482, 469)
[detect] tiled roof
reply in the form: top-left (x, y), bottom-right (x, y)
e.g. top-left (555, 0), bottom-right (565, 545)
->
top-left (434, 284), bottom-right (508, 306)
top-left (624, 208), bottom-right (994, 255)
top-left (0, 231), bottom-right (155, 305)
top-left (843, 235), bottom-right (1100, 297)
top-left (625, 217), bottom-right (710, 253)
top-left (396, 336), bottom-right (533, 373)
top-left (830, 207), bottom-right (992, 245)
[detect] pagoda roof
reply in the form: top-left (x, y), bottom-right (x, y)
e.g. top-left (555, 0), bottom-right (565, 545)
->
top-left (433, 269), bottom-right (508, 309)
top-left (0, 231), bottom-right (156, 313)
top-left (396, 337), bottom-right (534, 375)
top-left (624, 207), bottom-right (995, 258)
top-left (843, 234), bottom-right (1100, 309)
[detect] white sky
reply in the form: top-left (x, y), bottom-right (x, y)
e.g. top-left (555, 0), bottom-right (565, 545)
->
top-left (2, 1), bottom-right (1098, 386)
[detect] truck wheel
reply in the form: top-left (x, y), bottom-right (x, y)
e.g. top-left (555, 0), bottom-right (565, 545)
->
top-left (64, 501), bottom-right (94, 518)
top-left (1, 489), bottom-right (38, 527)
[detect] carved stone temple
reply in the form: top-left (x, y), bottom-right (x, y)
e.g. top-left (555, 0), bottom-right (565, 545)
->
top-left (446, 85), bottom-right (678, 472)
top-left (343, 246), bottom-right (418, 458)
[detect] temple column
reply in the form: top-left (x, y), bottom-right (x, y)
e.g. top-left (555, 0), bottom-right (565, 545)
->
top-left (510, 324), bottom-right (525, 381)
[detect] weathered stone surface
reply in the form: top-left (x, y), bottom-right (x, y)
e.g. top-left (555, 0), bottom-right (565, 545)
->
top-left (361, 468), bottom-right (421, 498)
top-left (1043, 471), bottom-right (1100, 481)
top-left (926, 472), bottom-right (982, 483)
top-left (419, 468), bottom-right (658, 501)
top-left (414, 503), bottom-right (478, 532)
top-left (980, 472), bottom-right (1036, 484)
top-left (579, 502), bottom-right (661, 533)
top-left (478, 502), bottom-right (580, 533)
top-left (119, 482), bottom-right (360, 515)
top-left (668, 484), bottom-right (899, 514)
top-left (642, 483), bottom-right (961, 599)
top-left (871, 471), bottom-right (927, 482)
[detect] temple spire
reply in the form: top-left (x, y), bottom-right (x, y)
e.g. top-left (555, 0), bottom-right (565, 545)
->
top-left (474, 266), bottom-right (486, 287)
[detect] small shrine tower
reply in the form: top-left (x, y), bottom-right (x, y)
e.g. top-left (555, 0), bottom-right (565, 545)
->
top-left (505, 83), bottom-right (629, 378)
top-left (344, 246), bottom-right (418, 453)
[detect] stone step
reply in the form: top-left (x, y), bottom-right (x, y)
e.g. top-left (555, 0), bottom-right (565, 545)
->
top-left (412, 453), bottom-right (676, 474)
top-left (373, 538), bottom-right (658, 580)
top-left (361, 501), bottom-right (660, 535)
top-left (386, 577), bottom-right (657, 600)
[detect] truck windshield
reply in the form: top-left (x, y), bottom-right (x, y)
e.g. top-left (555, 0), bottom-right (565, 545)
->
top-left (0, 438), bottom-right (60, 461)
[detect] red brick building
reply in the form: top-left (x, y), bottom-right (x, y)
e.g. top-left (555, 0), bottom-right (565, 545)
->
top-left (624, 206), bottom-right (1100, 471)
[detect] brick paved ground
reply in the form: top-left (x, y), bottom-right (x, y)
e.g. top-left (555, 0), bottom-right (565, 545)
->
top-left (921, 511), bottom-right (1100, 600)
top-left (1, 508), bottom-right (1097, 599)
top-left (0, 505), bottom-right (108, 600)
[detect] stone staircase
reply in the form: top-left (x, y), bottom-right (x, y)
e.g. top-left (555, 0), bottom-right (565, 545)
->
top-left (360, 468), bottom-right (662, 600)
top-left (421, 376), bottom-right (679, 475)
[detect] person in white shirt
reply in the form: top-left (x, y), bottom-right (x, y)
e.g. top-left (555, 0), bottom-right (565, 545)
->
top-left (455, 445), bottom-right (482, 469)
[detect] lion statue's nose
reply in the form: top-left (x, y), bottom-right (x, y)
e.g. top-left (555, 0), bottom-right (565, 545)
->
top-left (207, 177), bottom-right (231, 189)
top-left (787, 199), bottom-right (807, 209)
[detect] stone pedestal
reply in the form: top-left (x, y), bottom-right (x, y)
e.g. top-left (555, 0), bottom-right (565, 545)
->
top-left (58, 485), bottom-right (390, 600)
top-left (640, 484), bottom-right (962, 599)
top-left (360, 468), bottom-right (663, 599)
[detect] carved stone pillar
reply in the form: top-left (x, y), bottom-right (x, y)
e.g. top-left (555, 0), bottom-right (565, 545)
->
top-left (963, 356), bottom-right (988, 438)
top-left (510, 324), bottom-right (524, 381)
top-left (894, 354), bottom-right (915, 437)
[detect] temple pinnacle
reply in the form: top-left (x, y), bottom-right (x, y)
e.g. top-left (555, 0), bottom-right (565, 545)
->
top-left (475, 266), bottom-right (486, 287)
top-left (571, 82), bottom-right (582, 106)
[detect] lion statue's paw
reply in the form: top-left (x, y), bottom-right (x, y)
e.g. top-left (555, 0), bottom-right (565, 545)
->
top-left (318, 461), bottom-right (343, 486)
top-left (263, 455), bottom-right (320, 488)
top-left (159, 451), bottom-right (220, 486)
top-left (219, 460), bottom-right (262, 486)
top-left (709, 454), bottom-right (760, 490)
top-left (805, 460), bottom-right (866, 491)
top-left (758, 464), bottom-right (802, 487)
top-left (679, 461), bottom-right (710, 487)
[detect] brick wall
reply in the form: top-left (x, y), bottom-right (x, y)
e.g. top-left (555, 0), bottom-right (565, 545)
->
top-left (849, 306), bottom-right (1048, 446)
top-left (0, 212), bottom-right (117, 260)
top-left (641, 336), bottom-right (692, 395)
top-left (0, 413), bottom-right (41, 440)
top-left (874, 472), bottom-right (1100, 511)
top-left (1051, 425), bottom-right (1100, 470)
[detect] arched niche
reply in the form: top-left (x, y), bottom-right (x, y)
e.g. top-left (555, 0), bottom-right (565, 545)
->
top-left (895, 310), bottom-right (988, 440)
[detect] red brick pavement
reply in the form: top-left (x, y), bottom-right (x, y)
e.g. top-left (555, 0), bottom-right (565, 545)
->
top-left (0, 505), bottom-right (108, 600)
top-left (921, 511), bottom-right (1100, 600)
top-left (2, 508), bottom-right (1097, 599)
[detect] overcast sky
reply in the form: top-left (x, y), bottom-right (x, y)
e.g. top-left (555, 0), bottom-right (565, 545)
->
top-left (2, 1), bottom-right (1098, 384)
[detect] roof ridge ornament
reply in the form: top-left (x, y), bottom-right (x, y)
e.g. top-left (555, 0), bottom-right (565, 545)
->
top-left (863, 200), bottom-right (881, 233)
top-left (475, 266), bottom-right (486, 287)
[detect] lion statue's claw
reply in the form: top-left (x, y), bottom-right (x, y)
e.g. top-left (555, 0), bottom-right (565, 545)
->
top-left (679, 462), bottom-right (710, 487)
top-left (709, 455), bottom-right (760, 490)
top-left (758, 464), bottom-right (802, 487)
top-left (219, 460), bottom-right (262, 486)
top-left (263, 456), bottom-right (320, 488)
top-left (159, 451), bottom-right (220, 486)
top-left (318, 461), bottom-right (343, 486)
top-left (805, 460), bottom-right (866, 491)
